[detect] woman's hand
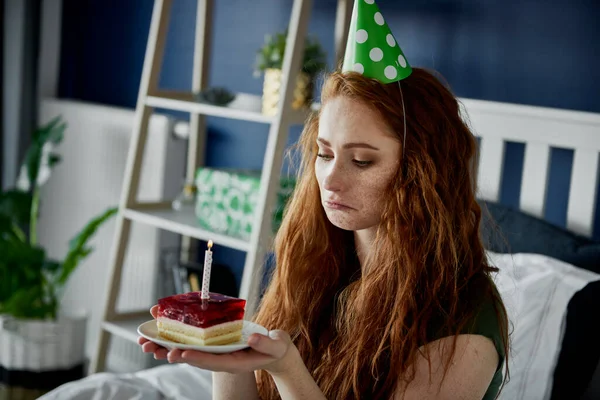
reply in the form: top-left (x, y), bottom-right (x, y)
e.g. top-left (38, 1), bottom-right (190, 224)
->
top-left (138, 305), bottom-right (297, 375)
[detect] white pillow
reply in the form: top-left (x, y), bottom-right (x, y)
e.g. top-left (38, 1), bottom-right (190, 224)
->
top-left (488, 251), bottom-right (600, 400)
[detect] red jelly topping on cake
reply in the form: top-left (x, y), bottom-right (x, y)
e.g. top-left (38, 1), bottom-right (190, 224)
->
top-left (157, 292), bottom-right (246, 329)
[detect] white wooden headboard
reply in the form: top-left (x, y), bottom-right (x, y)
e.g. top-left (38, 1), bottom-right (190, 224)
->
top-left (460, 98), bottom-right (600, 238)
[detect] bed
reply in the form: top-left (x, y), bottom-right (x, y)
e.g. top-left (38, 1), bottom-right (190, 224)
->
top-left (38, 98), bottom-right (600, 400)
top-left (467, 97), bottom-right (600, 400)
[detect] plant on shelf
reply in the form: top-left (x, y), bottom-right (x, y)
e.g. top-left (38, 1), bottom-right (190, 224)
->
top-left (253, 30), bottom-right (327, 116)
top-left (195, 86), bottom-right (236, 106)
top-left (0, 116), bottom-right (117, 321)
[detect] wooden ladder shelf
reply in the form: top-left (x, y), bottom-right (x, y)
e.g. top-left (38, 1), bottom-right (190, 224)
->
top-left (90, 0), bottom-right (353, 374)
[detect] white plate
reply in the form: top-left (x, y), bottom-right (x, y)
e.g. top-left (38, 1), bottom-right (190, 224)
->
top-left (137, 320), bottom-right (268, 354)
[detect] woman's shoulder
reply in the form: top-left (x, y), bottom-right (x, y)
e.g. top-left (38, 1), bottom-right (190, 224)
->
top-left (462, 286), bottom-right (507, 356)
top-left (420, 274), bottom-right (508, 400)
top-left (426, 275), bottom-right (508, 359)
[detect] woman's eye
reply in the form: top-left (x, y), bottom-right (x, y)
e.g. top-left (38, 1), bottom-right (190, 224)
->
top-left (353, 159), bottom-right (373, 167)
top-left (317, 153), bottom-right (333, 161)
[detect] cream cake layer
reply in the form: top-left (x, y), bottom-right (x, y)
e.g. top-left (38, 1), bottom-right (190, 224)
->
top-left (157, 317), bottom-right (243, 346)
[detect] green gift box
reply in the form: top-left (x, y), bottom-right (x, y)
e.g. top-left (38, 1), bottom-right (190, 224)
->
top-left (195, 168), bottom-right (295, 241)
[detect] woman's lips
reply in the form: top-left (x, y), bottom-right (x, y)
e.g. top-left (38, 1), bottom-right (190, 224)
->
top-left (324, 201), bottom-right (353, 210)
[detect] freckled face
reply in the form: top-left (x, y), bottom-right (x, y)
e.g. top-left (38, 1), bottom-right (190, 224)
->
top-left (315, 96), bottom-right (401, 231)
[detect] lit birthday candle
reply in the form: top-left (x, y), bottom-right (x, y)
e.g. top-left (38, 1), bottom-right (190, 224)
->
top-left (201, 240), bottom-right (213, 299)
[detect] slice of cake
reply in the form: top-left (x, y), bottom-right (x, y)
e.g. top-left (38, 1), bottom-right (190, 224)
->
top-left (156, 292), bottom-right (246, 346)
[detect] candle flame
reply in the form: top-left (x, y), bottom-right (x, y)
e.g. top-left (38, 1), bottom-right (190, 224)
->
top-left (208, 240), bottom-right (213, 249)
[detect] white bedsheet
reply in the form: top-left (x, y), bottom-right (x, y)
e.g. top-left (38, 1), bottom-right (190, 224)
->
top-left (40, 252), bottom-right (600, 400)
top-left (38, 363), bottom-right (213, 400)
top-left (490, 252), bottom-right (600, 400)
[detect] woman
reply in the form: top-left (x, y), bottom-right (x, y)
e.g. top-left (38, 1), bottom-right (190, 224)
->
top-left (139, 66), bottom-right (510, 399)
top-left (142, 4), bottom-right (509, 397)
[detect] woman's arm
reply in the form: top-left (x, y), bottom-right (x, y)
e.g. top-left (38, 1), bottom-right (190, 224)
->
top-left (395, 334), bottom-right (499, 400)
top-left (212, 371), bottom-right (260, 400)
top-left (268, 333), bottom-right (497, 400)
top-left (144, 329), bottom-right (327, 400)
top-left (211, 346), bottom-right (327, 400)
top-left (268, 345), bottom-right (327, 400)
top-left (212, 347), bottom-right (328, 400)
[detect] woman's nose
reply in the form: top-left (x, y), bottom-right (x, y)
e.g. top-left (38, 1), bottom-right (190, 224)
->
top-left (322, 162), bottom-right (346, 192)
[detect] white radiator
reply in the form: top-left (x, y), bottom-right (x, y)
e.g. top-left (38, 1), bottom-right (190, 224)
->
top-left (36, 98), bottom-right (186, 373)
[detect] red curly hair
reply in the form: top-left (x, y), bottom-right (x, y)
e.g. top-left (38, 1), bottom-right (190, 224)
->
top-left (254, 67), bottom-right (509, 399)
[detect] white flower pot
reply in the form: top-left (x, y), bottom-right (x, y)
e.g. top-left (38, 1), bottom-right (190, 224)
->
top-left (0, 313), bottom-right (87, 396)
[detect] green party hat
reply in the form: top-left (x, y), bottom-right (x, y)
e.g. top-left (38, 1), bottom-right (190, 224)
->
top-left (342, 0), bottom-right (412, 84)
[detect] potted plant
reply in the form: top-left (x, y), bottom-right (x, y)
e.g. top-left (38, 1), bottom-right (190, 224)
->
top-left (0, 116), bottom-right (117, 397)
top-left (254, 30), bottom-right (327, 116)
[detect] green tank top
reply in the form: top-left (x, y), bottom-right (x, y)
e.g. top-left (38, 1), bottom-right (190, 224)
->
top-left (463, 294), bottom-right (506, 400)
top-left (426, 290), bottom-right (506, 400)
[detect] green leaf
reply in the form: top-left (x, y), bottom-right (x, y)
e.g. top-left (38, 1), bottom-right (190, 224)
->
top-left (42, 260), bottom-right (61, 273)
top-left (0, 286), bottom-right (56, 319)
top-left (254, 30), bottom-right (327, 77)
top-left (32, 115), bottom-right (65, 143)
top-left (0, 239), bottom-right (46, 312)
top-left (2, 222), bottom-right (26, 242)
top-left (23, 116), bottom-right (66, 190)
top-left (0, 215), bottom-right (13, 238)
top-left (0, 190), bottom-right (33, 226)
top-left (48, 153), bottom-right (61, 167)
top-left (58, 207), bottom-right (117, 286)
top-left (0, 238), bottom-right (45, 265)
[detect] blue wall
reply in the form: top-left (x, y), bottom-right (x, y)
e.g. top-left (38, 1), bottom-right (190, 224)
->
top-left (58, 0), bottom-right (600, 288)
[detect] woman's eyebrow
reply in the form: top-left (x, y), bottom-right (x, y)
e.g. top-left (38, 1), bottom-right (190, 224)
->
top-left (317, 137), bottom-right (380, 151)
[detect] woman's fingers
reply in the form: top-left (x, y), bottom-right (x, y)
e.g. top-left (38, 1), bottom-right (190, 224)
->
top-left (176, 349), bottom-right (275, 372)
top-left (141, 340), bottom-right (159, 353)
top-left (140, 306), bottom-right (165, 358)
top-left (150, 305), bottom-right (159, 319)
top-left (139, 337), bottom-right (169, 359)
top-left (247, 330), bottom-right (290, 359)
top-left (141, 340), bottom-right (168, 359)
top-left (167, 348), bottom-right (184, 363)
top-left (153, 347), bottom-right (168, 360)
top-left (145, 343), bottom-right (168, 359)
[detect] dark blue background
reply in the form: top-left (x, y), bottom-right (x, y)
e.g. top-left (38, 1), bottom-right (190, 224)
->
top-left (57, 0), bottom-right (600, 289)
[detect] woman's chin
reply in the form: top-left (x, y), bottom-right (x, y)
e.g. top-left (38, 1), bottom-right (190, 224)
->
top-left (326, 213), bottom-right (371, 232)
